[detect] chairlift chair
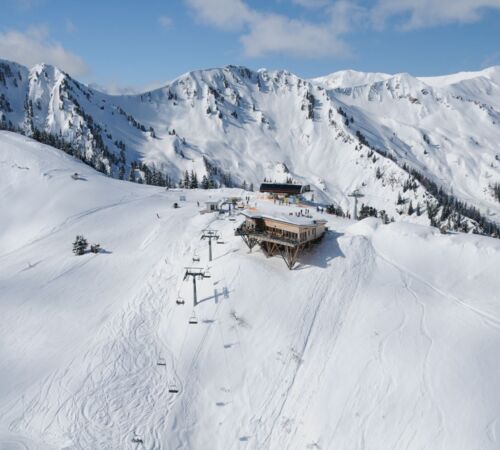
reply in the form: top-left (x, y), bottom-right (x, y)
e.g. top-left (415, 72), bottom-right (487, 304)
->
top-left (204, 269), bottom-right (211, 278)
top-left (157, 357), bottom-right (166, 366)
top-left (168, 382), bottom-right (180, 394)
top-left (188, 311), bottom-right (198, 324)
top-left (192, 252), bottom-right (200, 262)
top-left (176, 296), bottom-right (185, 305)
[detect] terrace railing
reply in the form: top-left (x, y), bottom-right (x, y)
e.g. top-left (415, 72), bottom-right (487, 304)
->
top-left (235, 223), bottom-right (302, 246)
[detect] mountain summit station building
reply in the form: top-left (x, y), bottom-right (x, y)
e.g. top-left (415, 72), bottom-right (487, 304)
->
top-left (259, 183), bottom-right (310, 197)
top-left (235, 210), bottom-right (327, 269)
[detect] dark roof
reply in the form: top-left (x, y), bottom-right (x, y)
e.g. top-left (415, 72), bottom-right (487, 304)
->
top-left (259, 183), bottom-right (306, 195)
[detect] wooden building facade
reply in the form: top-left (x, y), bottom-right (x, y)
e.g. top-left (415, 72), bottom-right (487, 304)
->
top-left (235, 212), bottom-right (327, 269)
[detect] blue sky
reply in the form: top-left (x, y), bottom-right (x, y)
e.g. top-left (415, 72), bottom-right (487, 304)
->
top-left (1, 0), bottom-right (499, 92)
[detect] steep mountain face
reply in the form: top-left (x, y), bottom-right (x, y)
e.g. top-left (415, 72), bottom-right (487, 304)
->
top-left (1, 60), bottom-right (499, 235)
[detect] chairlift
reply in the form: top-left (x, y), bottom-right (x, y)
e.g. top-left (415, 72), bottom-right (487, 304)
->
top-left (203, 269), bottom-right (211, 278)
top-left (157, 357), bottom-right (166, 366)
top-left (192, 252), bottom-right (200, 262)
top-left (131, 436), bottom-right (143, 444)
top-left (176, 296), bottom-right (185, 305)
top-left (188, 311), bottom-right (198, 324)
top-left (168, 382), bottom-right (180, 394)
top-left (216, 240), bottom-right (225, 245)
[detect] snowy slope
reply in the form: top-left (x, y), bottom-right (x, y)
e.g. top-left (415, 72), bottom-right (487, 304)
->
top-left (324, 69), bottom-right (500, 223)
top-left (312, 69), bottom-right (392, 89)
top-left (1, 131), bottom-right (500, 449)
top-left (1, 60), bottom-right (500, 236)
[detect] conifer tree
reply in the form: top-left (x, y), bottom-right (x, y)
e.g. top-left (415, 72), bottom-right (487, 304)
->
top-left (73, 235), bottom-right (88, 255)
top-left (183, 170), bottom-right (190, 189)
top-left (201, 175), bottom-right (209, 189)
top-left (190, 170), bottom-right (198, 188)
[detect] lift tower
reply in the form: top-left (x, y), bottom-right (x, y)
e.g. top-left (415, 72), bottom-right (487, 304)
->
top-left (201, 229), bottom-right (220, 262)
top-left (348, 190), bottom-right (365, 220)
top-left (183, 267), bottom-right (210, 307)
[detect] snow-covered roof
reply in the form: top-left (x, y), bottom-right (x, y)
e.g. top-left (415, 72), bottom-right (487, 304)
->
top-left (241, 209), bottom-right (327, 227)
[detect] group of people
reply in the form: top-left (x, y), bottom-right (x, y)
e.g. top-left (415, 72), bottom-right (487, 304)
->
top-left (293, 208), bottom-right (313, 218)
top-left (273, 197), bottom-right (289, 205)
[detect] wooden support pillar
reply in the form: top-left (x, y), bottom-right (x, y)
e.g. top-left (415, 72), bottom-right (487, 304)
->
top-left (240, 233), bottom-right (257, 252)
top-left (277, 243), bottom-right (302, 270)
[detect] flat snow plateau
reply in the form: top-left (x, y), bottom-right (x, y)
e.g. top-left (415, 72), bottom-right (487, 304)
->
top-left (1, 131), bottom-right (500, 450)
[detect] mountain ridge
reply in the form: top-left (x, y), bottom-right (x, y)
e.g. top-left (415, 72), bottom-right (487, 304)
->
top-left (1, 59), bottom-right (499, 236)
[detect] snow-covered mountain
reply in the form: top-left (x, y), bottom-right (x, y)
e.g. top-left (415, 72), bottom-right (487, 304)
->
top-left (1, 60), bottom-right (499, 236)
top-left (1, 130), bottom-right (500, 449)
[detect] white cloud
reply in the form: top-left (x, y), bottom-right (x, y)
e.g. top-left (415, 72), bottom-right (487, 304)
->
top-left (292, 0), bottom-right (330, 8)
top-left (158, 15), bottom-right (174, 30)
top-left (89, 80), bottom-right (169, 96)
top-left (65, 18), bottom-right (77, 34)
top-left (185, 0), bottom-right (500, 60)
top-left (329, 1), bottom-right (366, 35)
top-left (241, 14), bottom-right (348, 58)
top-left (0, 25), bottom-right (88, 76)
top-left (371, 0), bottom-right (500, 30)
top-left (186, 0), bottom-right (253, 30)
top-left (186, 0), bottom-right (350, 58)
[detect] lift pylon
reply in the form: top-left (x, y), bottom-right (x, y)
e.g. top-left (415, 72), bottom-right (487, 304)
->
top-left (183, 267), bottom-right (211, 307)
top-left (201, 229), bottom-right (220, 262)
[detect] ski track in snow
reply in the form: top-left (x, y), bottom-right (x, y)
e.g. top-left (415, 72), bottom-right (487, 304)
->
top-left (372, 241), bottom-right (500, 334)
top-left (2, 237), bottom-right (190, 449)
top-left (0, 193), bottom-right (153, 261)
top-left (259, 235), bottom-right (374, 450)
top-left (2, 135), bottom-right (500, 449)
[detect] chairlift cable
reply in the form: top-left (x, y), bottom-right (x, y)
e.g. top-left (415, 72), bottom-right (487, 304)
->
top-left (216, 305), bottom-right (239, 441)
top-left (222, 274), bottom-right (261, 449)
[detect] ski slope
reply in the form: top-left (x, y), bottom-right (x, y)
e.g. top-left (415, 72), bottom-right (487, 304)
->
top-left (1, 131), bottom-right (500, 449)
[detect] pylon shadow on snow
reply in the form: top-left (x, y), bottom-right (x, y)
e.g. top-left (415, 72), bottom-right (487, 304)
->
top-left (197, 286), bottom-right (231, 305)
